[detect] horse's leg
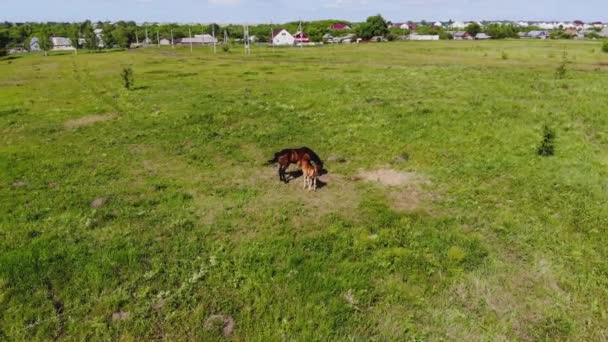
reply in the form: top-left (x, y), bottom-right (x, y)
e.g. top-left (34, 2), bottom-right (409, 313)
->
top-left (312, 176), bottom-right (316, 191)
top-left (281, 166), bottom-right (289, 183)
top-left (278, 167), bottom-right (284, 182)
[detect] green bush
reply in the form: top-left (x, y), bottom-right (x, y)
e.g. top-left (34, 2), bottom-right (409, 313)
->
top-left (555, 61), bottom-right (567, 79)
top-left (121, 66), bottom-right (134, 90)
top-left (537, 125), bottom-right (556, 156)
top-left (222, 45), bottom-right (230, 53)
top-left (602, 40), bottom-right (608, 53)
top-left (0, 49), bottom-right (6, 57)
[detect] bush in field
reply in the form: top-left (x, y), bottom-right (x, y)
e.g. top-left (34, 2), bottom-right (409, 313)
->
top-left (537, 125), bottom-right (556, 156)
top-left (555, 59), bottom-right (567, 79)
top-left (0, 49), bottom-right (6, 57)
top-left (602, 40), bottom-right (608, 53)
top-left (121, 66), bottom-right (134, 90)
top-left (222, 45), bottom-right (230, 53)
top-left (501, 51), bottom-right (508, 60)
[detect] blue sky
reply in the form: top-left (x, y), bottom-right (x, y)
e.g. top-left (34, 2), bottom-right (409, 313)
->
top-left (3, 0), bottom-right (607, 23)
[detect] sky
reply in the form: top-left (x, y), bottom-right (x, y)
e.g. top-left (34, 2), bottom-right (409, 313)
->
top-left (2, 0), bottom-right (608, 23)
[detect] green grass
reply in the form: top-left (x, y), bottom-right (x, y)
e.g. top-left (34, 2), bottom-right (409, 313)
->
top-left (1, 40), bottom-right (608, 340)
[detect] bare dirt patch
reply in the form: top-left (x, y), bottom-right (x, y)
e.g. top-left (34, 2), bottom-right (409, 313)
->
top-left (64, 113), bottom-right (116, 129)
top-left (358, 168), bottom-right (430, 187)
top-left (357, 168), bottom-right (435, 212)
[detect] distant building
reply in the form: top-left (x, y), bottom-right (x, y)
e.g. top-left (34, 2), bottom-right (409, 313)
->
top-left (8, 47), bottom-right (27, 54)
top-left (449, 21), bottom-right (467, 29)
top-left (330, 23), bottom-right (351, 30)
top-left (293, 31), bottom-right (310, 44)
top-left (332, 33), bottom-right (356, 43)
top-left (177, 34), bottom-right (217, 46)
top-left (159, 38), bottom-right (171, 46)
top-left (408, 33), bottom-right (440, 41)
top-left (51, 37), bottom-right (75, 51)
top-left (475, 33), bottom-right (491, 40)
top-left (433, 21), bottom-right (444, 28)
top-left (29, 37), bottom-right (41, 51)
top-left (524, 30), bottom-right (550, 39)
top-left (272, 29), bottom-right (295, 45)
top-left (453, 31), bottom-right (473, 40)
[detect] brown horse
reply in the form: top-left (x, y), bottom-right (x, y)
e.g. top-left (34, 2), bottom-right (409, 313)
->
top-left (267, 147), bottom-right (324, 183)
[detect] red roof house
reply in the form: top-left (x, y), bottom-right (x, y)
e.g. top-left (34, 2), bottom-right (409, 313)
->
top-left (330, 23), bottom-right (351, 30)
top-left (293, 31), bottom-right (310, 44)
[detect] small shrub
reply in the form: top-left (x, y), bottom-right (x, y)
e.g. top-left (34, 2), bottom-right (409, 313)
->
top-left (121, 66), bottom-right (134, 90)
top-left (0, 49), bottom-right (7, 57)
top-left (555, 62), bottom-right (567, 79)
top-left (602, 40), bottom-right (608, 53)
top-left (501, 51), bottom-right (508, 60)
top-left (537, 125), bottom-right (556, 156)
top-left (222, 45), bottom-right (230, 53)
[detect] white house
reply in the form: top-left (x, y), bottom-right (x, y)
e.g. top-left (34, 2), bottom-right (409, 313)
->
top-left (179, 34), bottom-right (217, 46)
top-left (408, 33), bottom-right (439, 41)
top-left (29, 37), bottom-right (41, 51)
top-left (433, 21), bottom-right (443, 28)
top-left (51, 37), bottom-right (75, 51)
top-left (159, 38), bottom-right (171, 46)
top-left (517, 21), bottom-right (529, 27)
top-left (272, 28), bottom-right (295, 46)
top-left (538, 22), bottom-right (555, 30)
top-left (449, 21), bottom-right (466, 29)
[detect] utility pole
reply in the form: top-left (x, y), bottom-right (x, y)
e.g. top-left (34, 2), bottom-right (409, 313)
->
top-left (145, 28), bottom-right (148, 47)
top-left (189, 28), bottom-right (193, 53)
top-left (171, 29), bottom-right (174, 48)
top-left (243, 25), bottom-right (251, 55)
top-left (157, 30), bottom-right (160, 47)
top-left (212, 25), bottom-right (216, 54)
top-left (270, 20), bottom-right (274, 52)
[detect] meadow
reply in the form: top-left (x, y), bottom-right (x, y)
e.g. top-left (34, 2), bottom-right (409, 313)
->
top-left (1, 40), bottom-right (608, 340)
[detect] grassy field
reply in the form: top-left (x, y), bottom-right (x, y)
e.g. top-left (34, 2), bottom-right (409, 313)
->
top-left (1, 40), bottom-right (608, 340)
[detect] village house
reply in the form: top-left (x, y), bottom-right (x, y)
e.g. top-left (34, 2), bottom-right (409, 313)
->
top-left (452, 31), bottom-right (473, 40)
top-left (177, 34), bottom-right (217, 46)
top-left (521, 30), bottom-right (550, 39)
top-left (408, 33), bottom-right (439, 41)
top-left (272, 28), bottom-right (295, 46)
top-left (475, 33), bottom-right (491, 40)
top-left (330, 23), bottom-right (351, 30)
top-left (332, 33), bottom-right (356, 44)
top-left (293, 31), bottom-right (310, 45)
top-left (51, 37), bottom-right (75, 51)
top-left (29, 37), bottom-right (41, 51)
top-left (449, 21), bottom-right (467, 29)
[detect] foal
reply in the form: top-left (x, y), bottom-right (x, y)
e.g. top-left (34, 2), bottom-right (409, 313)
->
top-left (298, 159), bottom-right (318, 191)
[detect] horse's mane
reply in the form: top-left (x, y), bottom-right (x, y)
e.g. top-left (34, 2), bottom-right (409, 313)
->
top-left (300, 147), bottom-right (323, 167)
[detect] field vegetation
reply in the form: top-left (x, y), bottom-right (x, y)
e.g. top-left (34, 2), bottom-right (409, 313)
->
top-left (1, 40), bottom-right (608, 340)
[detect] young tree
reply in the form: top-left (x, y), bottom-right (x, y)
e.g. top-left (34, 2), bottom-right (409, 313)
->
top-left (68, 25), bottom-right (80, 54)
top-left (465, 22), bottom-right (481, 36)
top-left (112, 27), bottom-right (130, 49)
top-left (38, 31), bottom-right (51, 56)
top-left (356, 14), bottom-right (389, 40)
